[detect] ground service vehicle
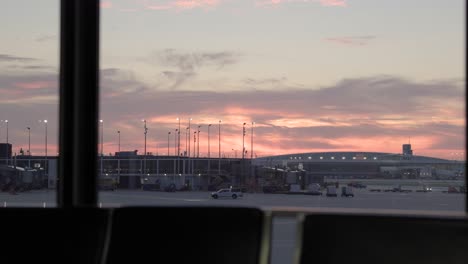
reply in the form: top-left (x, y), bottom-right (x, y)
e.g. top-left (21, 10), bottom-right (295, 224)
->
top-left (211, 188), bottom-right (243, 199)
top-left (305, 184), bottom-right (322, 195)
top-left (341, 186), bottom-right (354, 197)
top-left (326, 186), bottom-right (338, 197)
top-left (98, 178), bottom-right (117, 191)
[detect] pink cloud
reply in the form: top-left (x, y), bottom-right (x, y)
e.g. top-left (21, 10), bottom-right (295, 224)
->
top-left (325, 36), bottom-right (376, 46)
top-left (146, 4), bottom-right (172, 10)
top-left (320, 0), bottom-right (346, 7)
top-left (14, 81), bottom-right (55, 89)
top-left (100, 1), bottom-right (113, 9)
top-left (119, 8), bottom-right (139, 12)
top-left (174, 0), bottom-right (219, 9)
top-left (144, 0), bottom-right (220, 11)
top-left (138, 0), bottom-right (344, 12)
top-left (256, 0), bottom-right (347, 7)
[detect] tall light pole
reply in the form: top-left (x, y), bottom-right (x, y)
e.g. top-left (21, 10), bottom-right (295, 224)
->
top-left (39, 120), bottom-right (48, 178)
top-left (117, 130), bottom-right (121, 178)
top-left (27, 127), bottom-right (31, 168)
top-left (0, 122), bottom-right (2, 161)
top-left (117, 130), bottom-right (121, 152)
top-left (27, 127), bottom-right (31, 156)
top-left (188, 118), bottom-right (192, 174)
top-left (193, 131), bottom-right (197, 175)
top-left (176, 118), bottom-right (180, 174)
top-left (185, 127), bottom-right (189, 174)
top-left (251, 122), bottom-right (255, 159)
top-left (167, 132), bottom-right (171, 156)
top-left (174, 129), bottom-right (177, 175)
top-left (218, 120), bottom-right (221, 176)
top-left (185, 127), bottom-right (189, 156)
top-left (193, 131), bottom-right (197, 158)
top-left (99, 120), bottom-right (103, 178)
top-left (208, 124), bottom-right (212, 158)
top-left (174, 129), bottom-right (178, 156)
top-left (197, 125), bottom-right (201, 158)
top-left (142, 120), bottom-right (147, 156)
top-left (188, 118), bottom-right (191, 157)
top-left (45, 120), bottom-right (47, 177)
top-left (2, 120), bottom-right (9, 164)
top-left (5, 120), bottom-right (8, 147)
top-left (242, 122), bottom-right (246, 159)
top-left (143, 119), bottom-right (148, 174)
top-left (99, 120), bottom-right (103, 156)
top-left (176, 118), bottom-right (181, 156)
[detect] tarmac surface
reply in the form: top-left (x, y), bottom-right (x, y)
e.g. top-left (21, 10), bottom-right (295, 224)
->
top-left (0, 189), bottom-right (465, 264)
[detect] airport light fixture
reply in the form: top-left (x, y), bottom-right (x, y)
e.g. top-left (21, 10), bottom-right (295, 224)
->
top-left (208, 124), bottom-right (212, 158)
top-left (176, 118), bottom-right (180, 156)
top-left (188, 118), bottom-right (192, 157)
top-left (176, 117), bottom-right (181, 173)
top-left (4, 120), bottom-right (8, 146)
top-left (218, 120), bottom-right (221, 176)
top-left (188, 118), bottom-right (192, 174)
top-left (117, 130), bottom-right (121, 176)
top-left (197, 125), bottom-right (201, 158)
top-left (167, 132), bottom-right (171, 156)
top-left (251, 122), bottom-right (255, 159)
top-left (117, 130), bottom-right (121, 152)
top-left (99, 120), bottom-right (103, 178)
top-left (142, 119), bottom-right (148, 174)
top-left (242, 123), bottom-right (246, 159)
top-left (25, 126), bottom-right (31, 156)
top-left (39, 120), bottom-right (48, 175)
top-left (174, 129), bottom-right (178, 157)
top-left (193, 131), bottom-right (197, 158)
top-left (99, 120), bottom-right (103, 156)
top-left (25, 127), bottom-right (30, 167)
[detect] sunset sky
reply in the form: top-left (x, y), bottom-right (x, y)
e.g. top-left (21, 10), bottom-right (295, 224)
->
top-left (0, 0), bottom-right (465, 159)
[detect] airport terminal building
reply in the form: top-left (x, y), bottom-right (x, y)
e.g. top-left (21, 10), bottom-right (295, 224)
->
top-left (254, 145), bottom-right (465, 184)
top-left (1, 143), bottom-right (465, 191)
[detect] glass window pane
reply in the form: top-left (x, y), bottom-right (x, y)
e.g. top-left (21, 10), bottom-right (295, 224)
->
top-left (0, 0), bottom-right (58, 207)
top-left (99, 0), bottom-right (465, 213)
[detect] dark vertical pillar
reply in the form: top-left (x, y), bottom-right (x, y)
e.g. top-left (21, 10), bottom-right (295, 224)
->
top-left (58, 0), bottom-right (99, 207)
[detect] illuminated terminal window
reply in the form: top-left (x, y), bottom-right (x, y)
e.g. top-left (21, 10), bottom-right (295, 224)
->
top-left (331, 157), bottom-right (335, 160)
top-left (342, 157), bottom-right (346, 160)
top-left (363, 157), bottom-right (367, 160)
top-left (352, 157), bottom-right (356, 160)
top-left (373, 157), bottom-right (377, 160)
top-left (308, 157), bottom-right (312, 160)
top-left (320, 157), bottom-right (323, 160)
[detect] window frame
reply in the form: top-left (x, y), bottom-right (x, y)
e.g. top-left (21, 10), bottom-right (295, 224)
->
top-left (55, 0), bottom-right (467, 214)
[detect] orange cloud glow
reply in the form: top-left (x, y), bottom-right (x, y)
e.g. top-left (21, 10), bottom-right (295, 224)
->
top-left (174, 0), bottom-right (219, 9)
top-left (320, 0), bottom-right (346, 7)
top-left (256, 0), bottom-right (347, 7)
top-left (100, 1), bottom-right (112, 9)
top-left (144, 0), bottom-right (220, 11)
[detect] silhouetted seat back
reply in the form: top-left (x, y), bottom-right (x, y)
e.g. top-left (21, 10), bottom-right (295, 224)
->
top-left (106, 207), bottom-right (264, 264)
top-left (0, 208), bottom-right (110, 264)
top-left (300, 214), bottom-right (468, 264)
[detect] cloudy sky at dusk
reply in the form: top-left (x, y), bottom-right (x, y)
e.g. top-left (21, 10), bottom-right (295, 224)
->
top-left (0, 0), bottom-right (465, 159)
